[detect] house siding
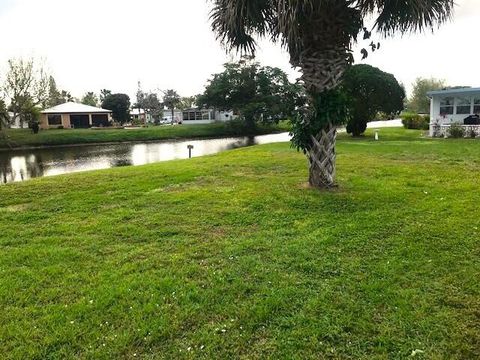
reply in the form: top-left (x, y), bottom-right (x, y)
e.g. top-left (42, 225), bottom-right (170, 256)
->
top-left (429, 89), bottom-right (480, 136)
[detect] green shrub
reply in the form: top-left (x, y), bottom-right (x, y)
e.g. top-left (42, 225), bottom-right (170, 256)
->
top-left (225, 118), bottom-right (251, 134)
top-left (401, 113), bottom-right (430, 130)
top-left (468, 128), bottom-right (476, 138)
top-left (374, 112), bottom-right (396, 121)
top-left (448, 123), bottom-right (465, 138)
top-left (30, 121), bottom-right (39, 134)
top-left (131, 118), bottom-right (144, 126)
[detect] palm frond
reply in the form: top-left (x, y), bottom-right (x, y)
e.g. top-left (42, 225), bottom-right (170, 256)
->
top-left (209, 0), bottom-right (455, 92)
top-left (355, 0), bottom-right (455, 34)
top-left (210, 0), bottom-right (276, 54)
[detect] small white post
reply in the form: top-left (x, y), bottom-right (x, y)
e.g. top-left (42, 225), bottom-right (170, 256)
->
top-left (375, 129), bottom-right (379, 141)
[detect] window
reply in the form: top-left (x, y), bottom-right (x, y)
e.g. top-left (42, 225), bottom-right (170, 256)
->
top-left (456, 97), bottom-right (471, 115)
top-left (182, 111), bottom-right (195, 120)
top-left (474, 98), bottom-right (480, 114)
top-left (182, 110), bottom-right (212, 120)
top-left (440, 97), bottom-right (454, 115)
top-left (48, 114), bottom-right (62, 125)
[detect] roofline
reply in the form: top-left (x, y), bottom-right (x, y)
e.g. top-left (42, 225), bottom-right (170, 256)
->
top-left (41, 110), bottom-right (112, 114)
top-left (427, 87), bottom-right (480, 97)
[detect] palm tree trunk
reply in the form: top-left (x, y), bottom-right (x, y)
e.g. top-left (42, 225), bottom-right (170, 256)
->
top-left (292, 45), bottom-right (350, 189)
top-left (308, 122), bottom-right (336, 188)
top-left (285, 1), bottom-right (358, 189)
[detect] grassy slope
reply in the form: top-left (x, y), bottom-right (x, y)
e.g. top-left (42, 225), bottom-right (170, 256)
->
top-left (0, 128), bottom-right (479, 359)
top-left (0, 122), bottom-right (290, 149)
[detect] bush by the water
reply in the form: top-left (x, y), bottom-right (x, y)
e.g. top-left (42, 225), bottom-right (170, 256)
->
top-left (401, 113), bottom-right (430, 130)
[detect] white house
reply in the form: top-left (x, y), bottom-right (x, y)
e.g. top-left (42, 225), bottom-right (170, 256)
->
top-left (130, 108), bottom-right (153, 124)
top-left (162, 109), bottom-right (183, 124)
top-left (427, 87), bottom-right (480, 137)
top-left (181, 108), bottom-right (237, 125)
top-left (8, 112), bottom-right (30, 129)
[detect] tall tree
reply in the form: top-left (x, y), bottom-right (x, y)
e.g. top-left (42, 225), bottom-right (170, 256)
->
top-left (43, 76), bottom-right (73, 107)
top-left (142, 93), bottom-right (163, 121)
top-left (135, 85), bottom-right (163, 122)
top-left (60, 90), bottom-right (74, 103)
top-left (343, 64), bottom-right (405, 136)
top-left (162, 90), bottom-right (181, 123)
top-left (45, 76), bottom-right (62, 107)
top-left (178, 96), bottom-right (197, 110)
top-left (81, 92), bottom-right (99, 107)
top-left (3, 58), bottom-right (50, 127)
top-left (99, 89), bottom-right (112, 103)
top-left (211, 0), bottom-right (454, 188)
top-left (135, 82), bottom-right (145, 111)
top-left (101, 94), bottom-right (131, 124)
top-left (197, 57), bottom-right (303, 128)
top-left (408, 77), bottom-right (446, 114)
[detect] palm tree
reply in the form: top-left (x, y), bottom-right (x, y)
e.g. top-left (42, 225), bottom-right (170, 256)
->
top-left (162, 89), bottom-right (181, 124)
top-left (210, 0), bottom-right (454, 188)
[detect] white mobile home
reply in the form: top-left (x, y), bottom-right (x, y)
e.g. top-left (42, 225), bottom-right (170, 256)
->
top-left (427, 87), bottom-right (480, 137)
top-left (162, 109), bottom-right (183, 124)
top-left (8, 112), bottom-right (30, 129)
top-left (181, 108), bottom-right (237, 125)
top-left (130, 108), bottom-right (153, 124)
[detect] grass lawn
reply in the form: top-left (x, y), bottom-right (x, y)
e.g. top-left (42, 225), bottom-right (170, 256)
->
top-left (0, 121), bottom-right (290, 150)
top-left (0, 128), bottom-right (479, 359)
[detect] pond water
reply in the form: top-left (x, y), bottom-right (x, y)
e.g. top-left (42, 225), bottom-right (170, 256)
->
top-left (0, 132), bottom-right (291, 184)
top-left (0, 120), bottom-right (403, 184)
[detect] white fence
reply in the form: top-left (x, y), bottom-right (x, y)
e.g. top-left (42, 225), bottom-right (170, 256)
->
top-left (432, 124), bottom-right (480, 138)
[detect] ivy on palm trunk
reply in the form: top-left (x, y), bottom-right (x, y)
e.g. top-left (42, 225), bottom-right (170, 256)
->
top-left (210, 0), bottom-right (454, 188)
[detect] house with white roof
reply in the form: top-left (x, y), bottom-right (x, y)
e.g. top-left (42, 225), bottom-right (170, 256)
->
top-left (427, 87), bottom-right (480, 137)
top-left (40, 102), bottom-right (112, 129)
top-left (130, 108), bottom-right (153, 124)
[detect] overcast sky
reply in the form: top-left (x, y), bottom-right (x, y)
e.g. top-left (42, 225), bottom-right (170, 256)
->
top-left (0, 0), bottom-right (478, 100)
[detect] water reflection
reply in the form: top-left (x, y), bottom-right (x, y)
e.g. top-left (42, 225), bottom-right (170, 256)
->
top-left (0, 132), bottom-right (291, 184)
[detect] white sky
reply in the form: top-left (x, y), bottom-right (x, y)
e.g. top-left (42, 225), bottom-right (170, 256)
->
top-left (0, 0), bottom-right (478, 100)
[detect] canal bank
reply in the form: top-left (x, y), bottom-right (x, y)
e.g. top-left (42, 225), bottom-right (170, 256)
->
top-left (0, 122), bottom-right (291, 151)
top-left (0, 133), bottom-right (291, 184)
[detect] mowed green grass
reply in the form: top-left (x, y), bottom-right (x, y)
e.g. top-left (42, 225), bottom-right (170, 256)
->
top-left (0, 128), bottom-right (479, 359)
top-left (0, 121), bottom-right (290, 149)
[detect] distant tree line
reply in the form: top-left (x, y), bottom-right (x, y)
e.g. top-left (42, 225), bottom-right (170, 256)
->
top-left (0, 56), bottom-right (453, 137)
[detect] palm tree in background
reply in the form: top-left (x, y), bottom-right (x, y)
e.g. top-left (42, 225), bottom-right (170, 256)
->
top-left (210, 0), bottom-right (454, 188)
top-left (162, 89), bottom-right (181, 124)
